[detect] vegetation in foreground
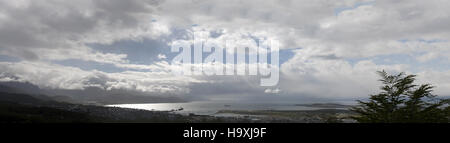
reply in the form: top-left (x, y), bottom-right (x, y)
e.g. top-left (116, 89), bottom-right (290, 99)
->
top-left (351, 70), bottom-right (450, 123)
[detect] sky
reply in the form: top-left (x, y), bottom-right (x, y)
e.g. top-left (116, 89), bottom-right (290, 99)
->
top-left (0, 0), bottom-right (450, 102)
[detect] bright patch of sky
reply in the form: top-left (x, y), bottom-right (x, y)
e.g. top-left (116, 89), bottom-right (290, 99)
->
top-left (334, 1), bottom-right (376, 16)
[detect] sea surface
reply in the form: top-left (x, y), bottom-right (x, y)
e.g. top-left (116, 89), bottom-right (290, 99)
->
top-left (107, 101), bottom-right (354, 116)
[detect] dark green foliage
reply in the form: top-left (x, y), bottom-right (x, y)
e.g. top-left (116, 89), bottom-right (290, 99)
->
top-left (351, 70), bottom-right (450, 123)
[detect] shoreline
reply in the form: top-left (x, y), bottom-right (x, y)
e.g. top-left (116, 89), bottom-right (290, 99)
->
top-left (107, 103), bottom-right (357, 123)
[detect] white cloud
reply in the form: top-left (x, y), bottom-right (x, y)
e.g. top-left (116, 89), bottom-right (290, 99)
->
top-left (264, 88), bottom-right (281, 94)
top-left (0, 61), bottom-right (204, 94)
top-left (280, 49), bottom-right (410, 98)
top-left (0, 0), bottom-right (169, 62)
top-left (157, 54), bottom-right (167, 59)
top-left (0, 0), bottom-right (450, 99)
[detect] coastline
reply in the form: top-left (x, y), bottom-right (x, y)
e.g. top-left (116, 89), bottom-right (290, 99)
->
top-left (107, 102), bottom-right (357, 123)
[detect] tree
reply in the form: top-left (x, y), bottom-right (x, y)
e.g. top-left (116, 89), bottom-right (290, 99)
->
top-left (351, 70), bottom-right (449, 123)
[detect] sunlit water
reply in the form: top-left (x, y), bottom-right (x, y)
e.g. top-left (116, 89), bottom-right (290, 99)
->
top-left (107, 101), bottom-right (353, 116)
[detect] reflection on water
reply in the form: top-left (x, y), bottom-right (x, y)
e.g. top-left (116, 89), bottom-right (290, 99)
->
top-left (107, 101), bottom-right (351, 116)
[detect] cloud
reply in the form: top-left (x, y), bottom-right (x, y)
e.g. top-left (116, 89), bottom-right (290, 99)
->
top-left (280, 50), bottom-right (410, 98)
top-left (0, 0), bottom-right (169, 62)
top-left (157, 54), bottom-right (167, 59)
top-left (264, 88), bottom-right (281, 94)
top-left (0, 0), bottom-right (450, 100)
top-left (0, 61), bottom-right (204, 94)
